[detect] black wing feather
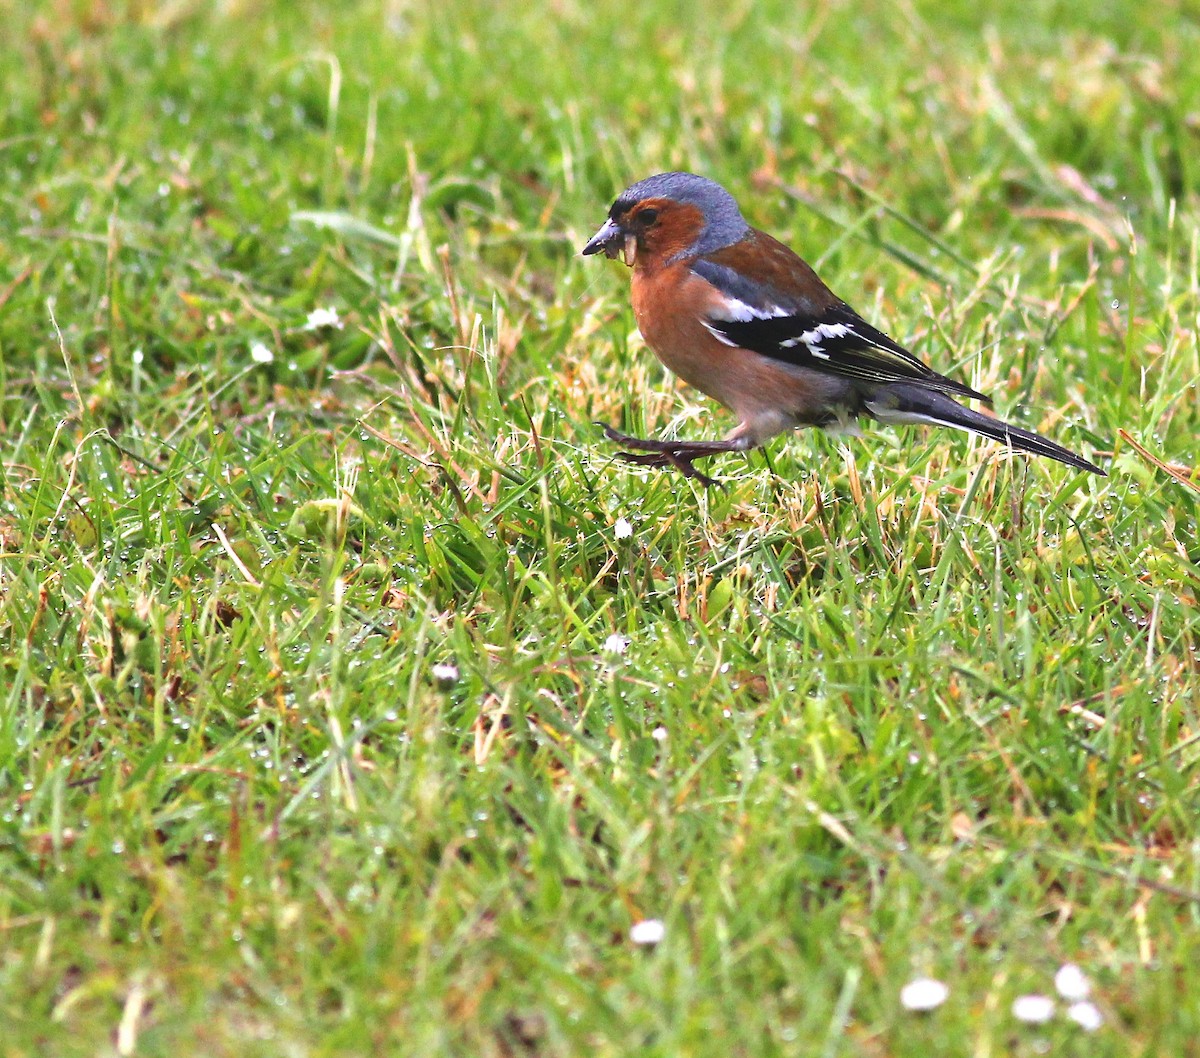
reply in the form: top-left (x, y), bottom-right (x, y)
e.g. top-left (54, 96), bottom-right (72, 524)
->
top-left (692, 259), bottom-right (988, 403)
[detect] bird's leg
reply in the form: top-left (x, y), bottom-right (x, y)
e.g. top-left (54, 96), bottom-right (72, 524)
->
top-left (596, 424), bottom-right (744, 488)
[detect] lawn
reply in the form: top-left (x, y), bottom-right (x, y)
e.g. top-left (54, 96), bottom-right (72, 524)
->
top-left (2, 0), bottom-right (1199, 1054)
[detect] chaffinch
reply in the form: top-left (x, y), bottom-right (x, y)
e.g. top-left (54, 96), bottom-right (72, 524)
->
top-left (582, 171), bottom-right (1104, 486)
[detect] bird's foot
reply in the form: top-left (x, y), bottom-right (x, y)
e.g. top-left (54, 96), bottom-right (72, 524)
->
top-left (595, 423), bottom-right (730, 488)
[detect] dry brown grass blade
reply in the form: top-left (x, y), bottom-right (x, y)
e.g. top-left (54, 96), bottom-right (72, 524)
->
top-left (1119, 429), bottom-right (1200, 493)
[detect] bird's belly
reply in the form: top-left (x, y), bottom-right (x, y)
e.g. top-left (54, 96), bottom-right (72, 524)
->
top-left (634, 311), bottom-right (736, 399)
top-left (637, 312), bottom-right (856, 441)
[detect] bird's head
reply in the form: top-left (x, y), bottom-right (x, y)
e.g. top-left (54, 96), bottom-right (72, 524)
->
top-left (581, 171), bottom-right (749, 269)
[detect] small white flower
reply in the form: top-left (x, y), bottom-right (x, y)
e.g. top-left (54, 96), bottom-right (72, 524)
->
top-left (132, 347), bottom-right (145, 366)
top-left (629, 919), bottom-right (665, 945)
top-left (1012, 994), bottom-right (1055, 1024)
top-left (651, 726), bottom-right (668, 742)
top-left (304, 306), bottom-right (343, 330)
top-left (602, 634), bottom-right (628, 655)
top-left (431, 662), bottom-right (459, 687)
top-left (614, 517), bottom-right (633, 540)
top-left (1066, 1000), bottom-right (1103, 1031)
top-left (250, 341), bottom-right (274, 364)
top-left (899, 978), bottom-right (949, 1012)
top-left (1054, 963), bottom-right (1090, 1001)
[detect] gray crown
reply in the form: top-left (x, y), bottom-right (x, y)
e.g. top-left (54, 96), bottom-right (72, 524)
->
top-left (612, 172), bottom-right (750, 258)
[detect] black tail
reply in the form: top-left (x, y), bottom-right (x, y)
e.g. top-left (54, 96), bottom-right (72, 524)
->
top-left (865, 387), bottom-right (1106, 475)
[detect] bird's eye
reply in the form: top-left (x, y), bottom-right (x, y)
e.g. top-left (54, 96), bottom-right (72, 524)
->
top-left (639, 208), bottom-right (659, 226)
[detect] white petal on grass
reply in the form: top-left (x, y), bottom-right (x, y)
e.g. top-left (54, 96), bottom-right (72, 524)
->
top-left (899, 978), bottom-right (949, 1012)
top-left (603, 634), bottom-right (628, 655)
top-left (1012, 994), bottom-right (1056, 1024)
top-left (1066, 1001), bottom-right (1103, 1031)
top-left (305, 306), bottom-right (343, 330)
top-left (1054, 963), bottom-right (1091, 1001)
top-left (629, 919), bottom-right (665, 945)
top-left (614, 517), bottom-right (633, 540)
top-left (250, 341), bottom-right (274, 364)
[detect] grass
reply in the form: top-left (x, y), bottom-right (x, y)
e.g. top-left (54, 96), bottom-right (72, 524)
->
top-left (2, 0), bottom-right (1199, 1054)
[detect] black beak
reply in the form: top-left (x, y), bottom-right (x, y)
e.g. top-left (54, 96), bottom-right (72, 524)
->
top-left (581, 217), bottom-right (624, 259)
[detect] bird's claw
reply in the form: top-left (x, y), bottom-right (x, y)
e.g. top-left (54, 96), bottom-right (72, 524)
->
top-left (613, 449), bottom-right (722, 488)
top-left (596, 422), bottom-right (723, 488)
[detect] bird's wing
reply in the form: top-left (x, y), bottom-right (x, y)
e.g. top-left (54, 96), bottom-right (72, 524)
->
top-left (691, 255), bottom-right (988, 403)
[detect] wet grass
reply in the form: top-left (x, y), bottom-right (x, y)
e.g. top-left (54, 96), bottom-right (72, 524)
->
top-left (2, 1), bottom-right (1199, 1054)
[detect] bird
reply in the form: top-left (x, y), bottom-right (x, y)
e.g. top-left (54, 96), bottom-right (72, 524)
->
top-left (581, 171), bottom-right (1105, 487)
